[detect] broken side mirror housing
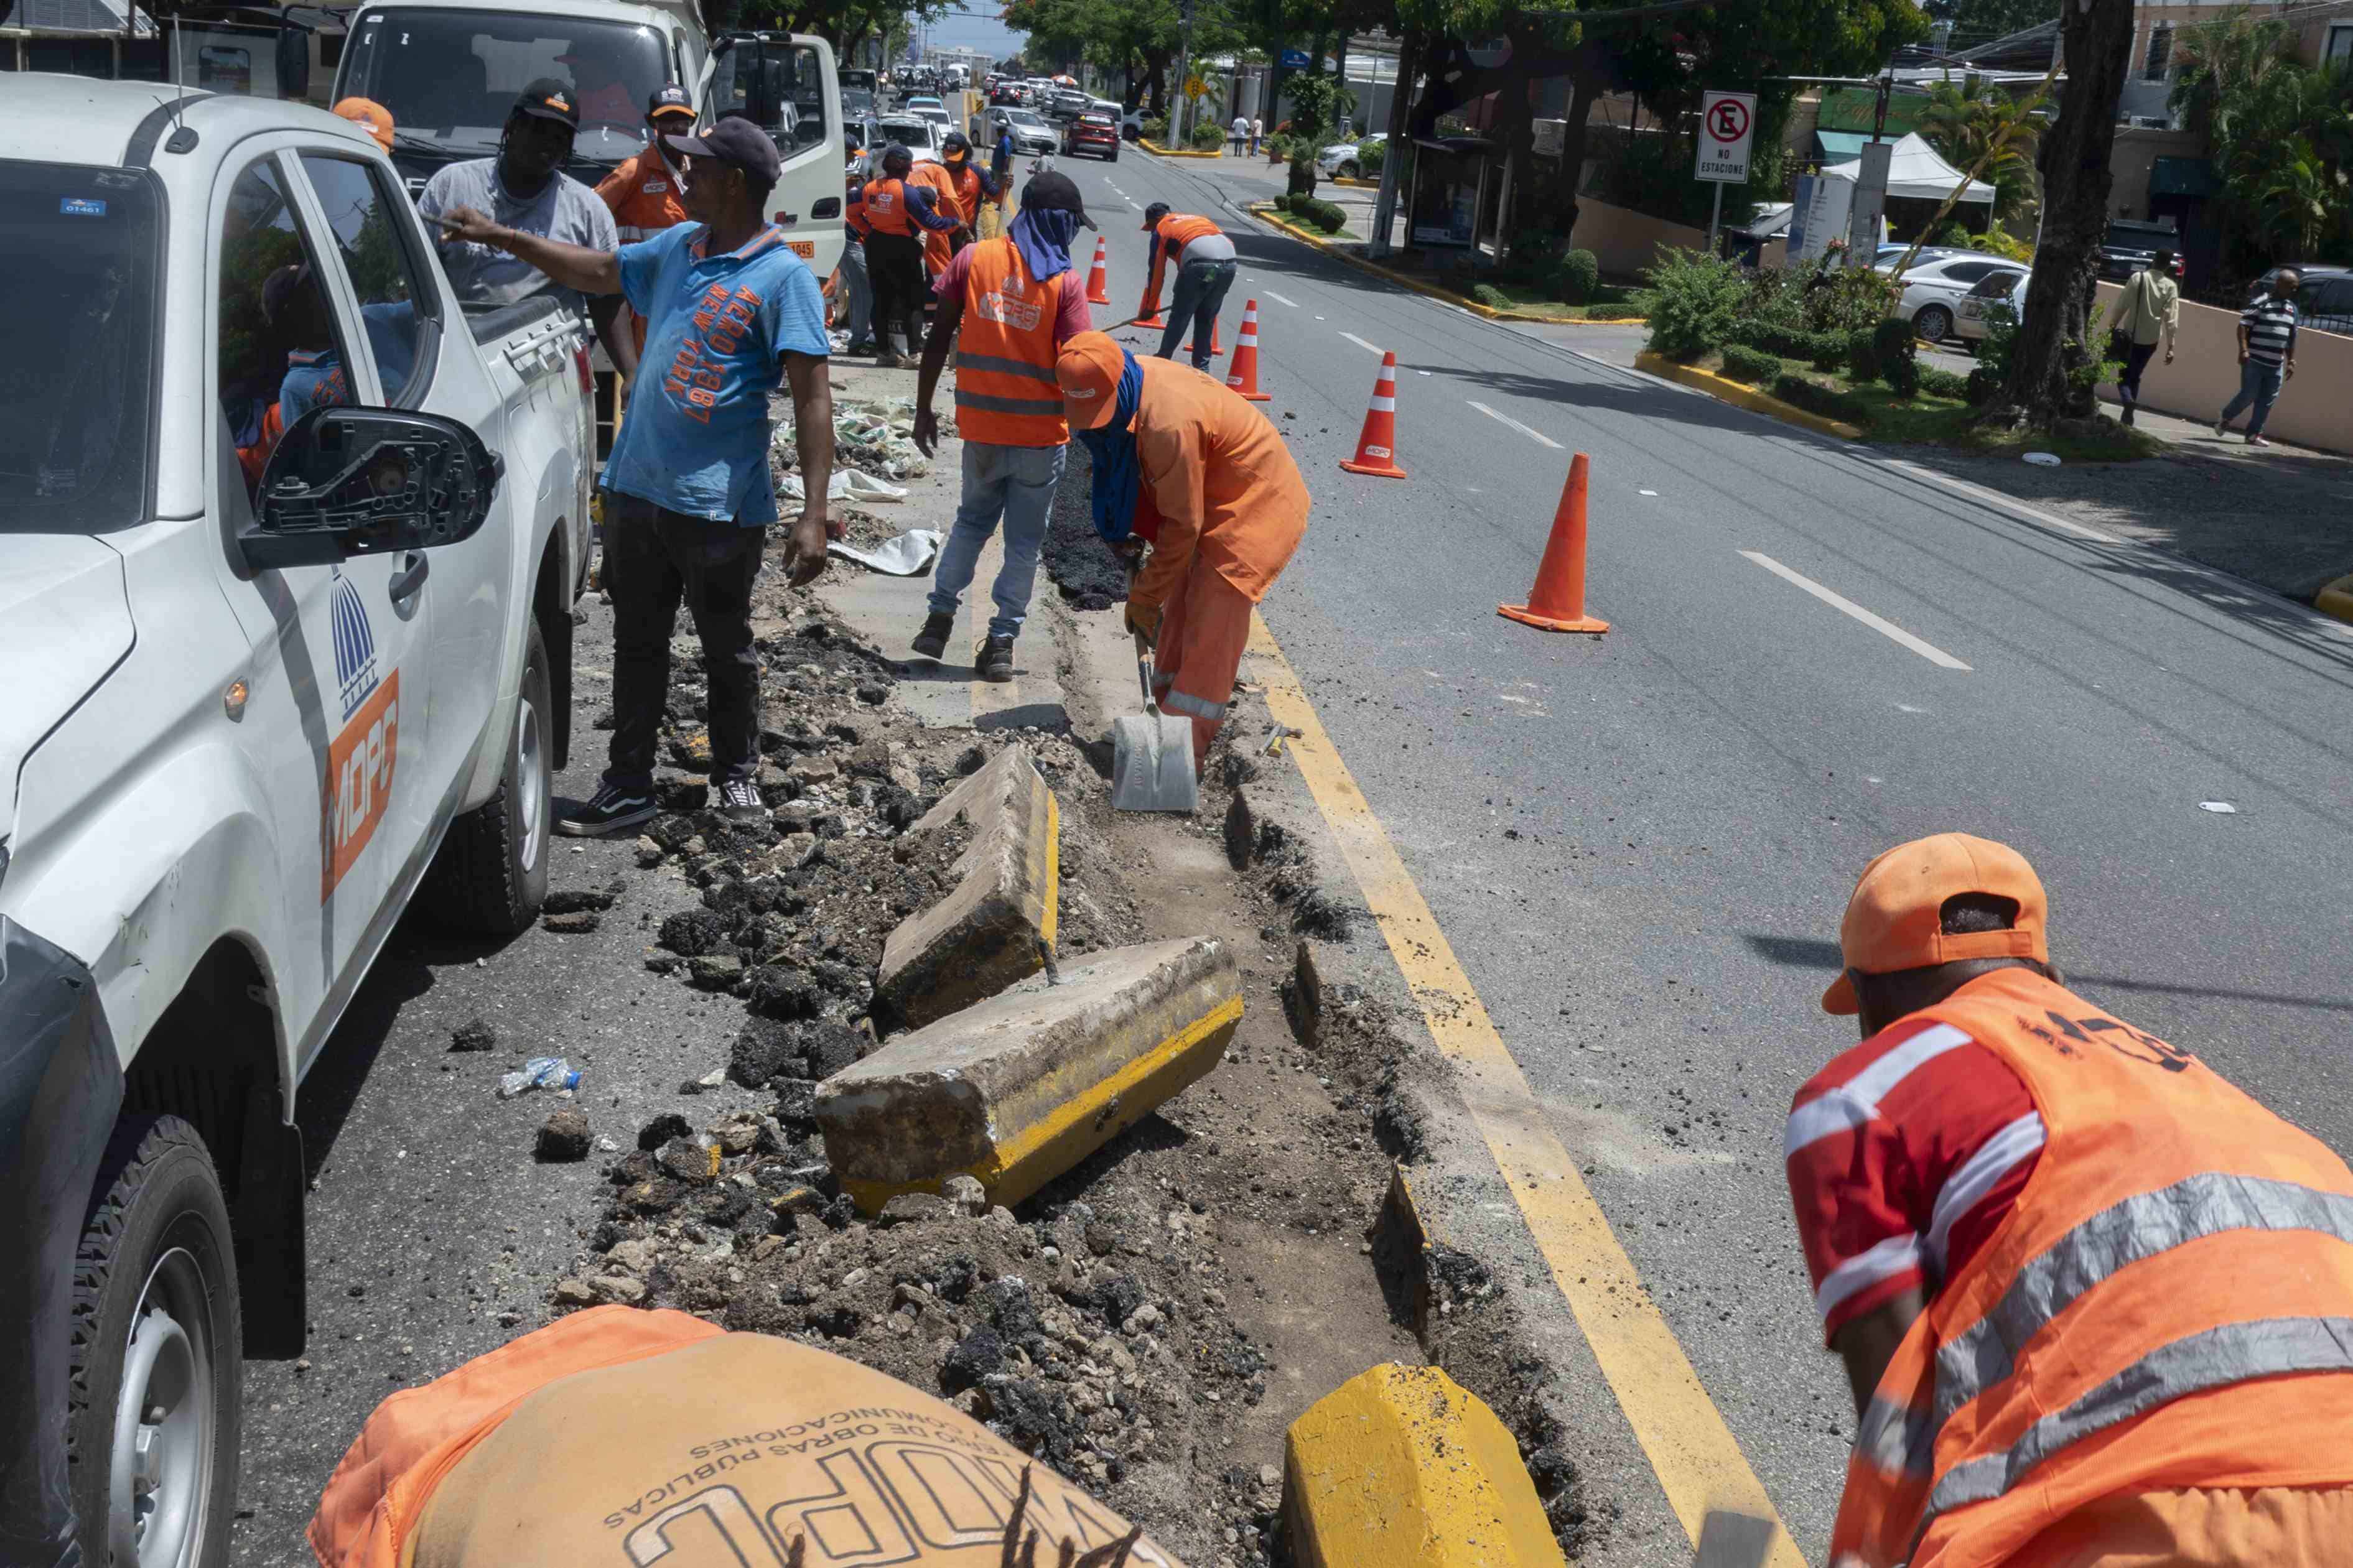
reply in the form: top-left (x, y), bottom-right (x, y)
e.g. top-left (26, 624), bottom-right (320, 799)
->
top-left (244, 406), bottom-right (500, 570)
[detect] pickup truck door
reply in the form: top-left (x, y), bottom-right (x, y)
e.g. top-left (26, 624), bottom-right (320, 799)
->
top-left (204, 144), bottom-right (436, 1016)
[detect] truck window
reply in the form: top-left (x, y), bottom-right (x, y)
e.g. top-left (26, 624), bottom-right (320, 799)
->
top-left (220, 157), bottom-right (354, 497)
top-left (297, 154), bottom-right (434, 407)
top-left (338, 8), bottom-right (671, 171)
top-left (711, 39), bottom-right (834, 158)
top-left (0, 160), bottom-right (159, 533)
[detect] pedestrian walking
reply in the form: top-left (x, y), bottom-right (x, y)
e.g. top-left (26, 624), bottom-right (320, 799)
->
top-left (436, 118), bottom-right (835, 837)
top-left (2217, 268), bottom-right (2299, 446)
top-left (592, 84), bottom-right (699, 377)
top-left (908, 171), bottom-right (1096, 681)
top-left (1791, 832), bottom-right (2353, 1568)
top-left (852, 144), bottom-right (960, 365)
top-left (1249, 115), bottom-right (1262, 157)
top-left (1056, 330), bottom-right (1309, 774)
top-left (1139, 203), bottom-right (1237, 372)
top-left (1229, 113), bottom-right (1248, 154)
top-left (2095, 248), bottom-right (2177, 427)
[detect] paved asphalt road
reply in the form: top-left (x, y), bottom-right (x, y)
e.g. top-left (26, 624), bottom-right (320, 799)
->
top-left (1069, 147), bottom-right (2353, 1555)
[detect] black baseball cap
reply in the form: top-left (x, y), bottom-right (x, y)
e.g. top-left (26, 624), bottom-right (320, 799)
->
top-left (647, 84), bottom-right (694, 122)
top-left (513, 78), bottom-right (579, 130)
top-left (663, 114), bottom-right (782, 185)
top-left (1141, 200), bottom-right (1170, 231)
top-left (1025, 169), bottom-right (1096, 230)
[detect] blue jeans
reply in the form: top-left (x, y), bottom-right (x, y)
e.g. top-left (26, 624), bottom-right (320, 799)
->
top-left (1158, 257), bottom-right (1237, 369)
top-left (838, 237), bottom-right (872, 351)
top-left (928, 440), bottom-right (1067, 639)
top-left (2220, 358), bottom-right (2285, 435)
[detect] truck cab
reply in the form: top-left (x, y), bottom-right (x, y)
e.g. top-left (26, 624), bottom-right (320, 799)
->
top-left (0, 75), bottom-right (589, 1567)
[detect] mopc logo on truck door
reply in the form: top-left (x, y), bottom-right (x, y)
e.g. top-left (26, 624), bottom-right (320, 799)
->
top-left (322, 572), bottom-right (398, 901)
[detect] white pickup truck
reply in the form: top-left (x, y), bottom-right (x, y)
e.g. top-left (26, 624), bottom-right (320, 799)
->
top-left (0, 75), bottom-right (590, 1567)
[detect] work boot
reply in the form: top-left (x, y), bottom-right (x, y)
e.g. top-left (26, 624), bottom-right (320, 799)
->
top-left (977, 633), bottom-right (1015, 683)
top-left (2119, 405), bottom-right (2135, 426)
top-left (557, 782), bottom-right (655, 838)
top-left (716, 777), bottom-right (766, 823)
top-left (912, 611), bottom-right (954, 659)
top-left (877, 350), bottom-right (908, 369)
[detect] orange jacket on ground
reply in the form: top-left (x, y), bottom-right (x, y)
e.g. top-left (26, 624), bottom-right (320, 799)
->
top-left (1830, 967), bottom-right (2353, 1568)
top-left (1144, 213), bottom-right (1223, 307)
top-left (309, 1307), bottom-right (1183, 1567)
top-left (906, 160), bottom-right (961, 274)
top-left (1129, 355), bottom-right (1308, 612)
top-left (953, 236), bottom-right (1069, 447)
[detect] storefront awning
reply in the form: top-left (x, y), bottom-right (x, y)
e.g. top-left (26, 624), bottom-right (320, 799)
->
top-left (1815, 130), bottom-right (1874, 163)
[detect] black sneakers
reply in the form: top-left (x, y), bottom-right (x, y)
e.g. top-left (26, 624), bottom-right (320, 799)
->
top-left (977, 634), bottom-right (1015, 684)
top-left (912, 611), bottom-right (954, 659)
top-left (557, 783), bottom-right (655, 838)
top-left (717, 777), bottom-right (767, 823)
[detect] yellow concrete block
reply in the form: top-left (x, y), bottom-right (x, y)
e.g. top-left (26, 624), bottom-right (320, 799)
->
top-left (1636, 350), bottom-right (1866, 441)
top-left (2315, 572), bottom-right (2353, 626)
top-left (1285, 1363), bottom-right (1566, 1568)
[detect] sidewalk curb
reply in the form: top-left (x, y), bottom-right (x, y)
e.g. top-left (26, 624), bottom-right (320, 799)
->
top-left (1330, 176), bottom-right (1381, 189)
top-left (1634, 350), bottom-right (1865, 441)
top-left (1244, 204), bottom-right (1646, 328)
top-left (1139, 139), bottom-right (1223, 159)
top-left (2316, 573), bottom-right (2353, 625)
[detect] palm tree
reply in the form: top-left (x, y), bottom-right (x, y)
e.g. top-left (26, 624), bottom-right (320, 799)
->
top-left (2167, 6), bottom-right (2293, 138)
top-left (2254, 140), bottom-right (2345, 259)
top-left (1917, 76), bottom-right (2043, 222)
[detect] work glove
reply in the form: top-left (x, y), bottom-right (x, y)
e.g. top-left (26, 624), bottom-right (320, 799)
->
top-left (1125, 598), bottom-right (1162, 643)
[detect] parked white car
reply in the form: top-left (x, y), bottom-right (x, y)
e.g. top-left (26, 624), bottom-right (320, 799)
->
top-left (1316, 136), bottom-right (1385, 179)
top-left (1882, 254), bottom-right (2027, 342)
top-left (1954, 270), bottom-right (2031, 347)
top-left (3, 75), bottom-right (592, 1567)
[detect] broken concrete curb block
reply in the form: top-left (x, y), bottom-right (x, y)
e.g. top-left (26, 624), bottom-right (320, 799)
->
top-left (818, 936), bottom-right (1241, 1213)
top-left (1285, 1362), bottom-right (1567, 1568)
top-left (874, 742), bottom-right (1060, 1028)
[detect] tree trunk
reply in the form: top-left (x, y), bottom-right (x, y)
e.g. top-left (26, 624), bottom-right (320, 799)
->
top-left (2000, 0), bottom-right (2133, 427)
top-left (1370, 29), bottom-right (1420, 257)
top-left (1143, 49), bottom-right (1170, 117)
top-left (1333, 35), bottom-right (1349, 132)
top-left (1552, 51), bottom-right (1608, 251)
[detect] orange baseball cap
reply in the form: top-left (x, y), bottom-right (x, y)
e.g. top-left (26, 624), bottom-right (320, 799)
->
top-left (332, 96), bottom-right (395, 153)
top-left (1821, 833), bottom-right (2049, 1014)
top-left (1055, 330), bottom-right (1124, 430)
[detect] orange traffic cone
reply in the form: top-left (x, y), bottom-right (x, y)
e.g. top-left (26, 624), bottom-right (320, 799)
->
top-left (1499, 453), bottom-right (1610, 634)
top-left (1339, 351), bottom-right (1408, 479)
top-left (1225, 299), bottom-right (1270, 401)
top-left (1084, 235), bottom-right (1111, 306)
top-left (1186, 315), bottom-right (1224, 360)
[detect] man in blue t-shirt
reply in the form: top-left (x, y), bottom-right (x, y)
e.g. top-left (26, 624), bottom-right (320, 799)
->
top-left (437, 118), bottom-right (834, 837)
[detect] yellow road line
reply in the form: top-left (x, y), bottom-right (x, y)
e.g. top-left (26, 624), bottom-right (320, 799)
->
top-left (1244, 612), bottom-right (1807, 1567)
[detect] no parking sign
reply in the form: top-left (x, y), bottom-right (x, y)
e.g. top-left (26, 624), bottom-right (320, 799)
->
top-left (1695, 90), bottom-right (1757, 183)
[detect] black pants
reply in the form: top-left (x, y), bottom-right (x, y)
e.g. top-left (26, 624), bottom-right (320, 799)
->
top-left (865, 230), bottom-right (928, 355)
top-left (603, 491), bottom-right (765, 791)
top-left (2118, 338), bottom-right (2160, 406)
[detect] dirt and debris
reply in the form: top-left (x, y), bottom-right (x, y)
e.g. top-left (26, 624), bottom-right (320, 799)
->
top-left (1040, 440), bottom-right (1132, 611)
top-left (449, 1018), bottom-right (498, 1054)
top-left (536, 1108), bottom-right (592, 1162)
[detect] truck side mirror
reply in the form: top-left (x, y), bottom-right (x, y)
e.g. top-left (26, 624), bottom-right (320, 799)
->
top-left (244, 407), bottom-right (501, 570)
top-left (276, 22), bottom-right (311, 101)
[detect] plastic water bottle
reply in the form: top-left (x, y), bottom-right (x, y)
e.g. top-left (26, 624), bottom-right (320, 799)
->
top-left (498, 1057), bottom-right (581, 1098)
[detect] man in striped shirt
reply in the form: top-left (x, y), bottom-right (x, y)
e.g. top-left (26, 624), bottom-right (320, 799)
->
top-left (2216, 268), bottom-right (2298, 447)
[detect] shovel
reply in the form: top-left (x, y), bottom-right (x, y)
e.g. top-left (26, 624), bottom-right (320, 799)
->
top-left (1111, 629), bottom-right (1198, 814)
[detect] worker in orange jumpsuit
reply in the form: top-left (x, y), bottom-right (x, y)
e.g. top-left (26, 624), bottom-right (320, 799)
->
top-left (1056, 330), bottom-right (1308, 774)
top-left (592, 84), bottom-right (696, 377)
top-left (904, 155), bottom-right (965, 279)
top-left (1794, 833), bottom-right (2353, 1568)
top-left (934, 131), bottom-right (998, 256)
top-left (1137, 203), bottom-right (1236, 371)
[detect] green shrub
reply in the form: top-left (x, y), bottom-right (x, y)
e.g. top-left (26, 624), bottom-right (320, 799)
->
top-left (1873, 317), bottom-right (1919, 398)
top-left (1583, 304), bottom-right (1644, 320)
top-left (1554, 249), bottom-right (1600, 305)
top-left (1803, 264), bottom-right (1901, 335)
top-left (1772, 373), bottom-right (1872, 425)
top-left (1733, 320), bottom-right (1847, 368)
top-left (1288, 195), bottom-right (1346, 233)
top-left (1809, 333), bottom-right (1848, 372)
top-left (1358, 138), bottom-right (1387, 175)
top-left (1965, 366), bottom-right (2003, 406)
top-left (1719, 344), bottom-right (1782, 384)
top-left (1140, 117), bottom-right (1168, 143)
top-left (1919, 365), bottom-right (1970, 399)
top-left (1190, 119), bottom-right (1226, 151)
top-left (1638, 247), bottom-right (1746, 362)
top-left (1845, 327), bottom-right (1883, 385)
top-left (1471, 283), bottom-right (1513, 310)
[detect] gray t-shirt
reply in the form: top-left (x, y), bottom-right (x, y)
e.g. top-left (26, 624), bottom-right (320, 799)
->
top-left (417, 158), bottom-right (618, 311)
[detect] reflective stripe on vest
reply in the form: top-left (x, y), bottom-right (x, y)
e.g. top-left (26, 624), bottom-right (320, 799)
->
top-left (951, 236), bottom-right (1067, 446)
top-left (861, 179), bottom-right (913, 235)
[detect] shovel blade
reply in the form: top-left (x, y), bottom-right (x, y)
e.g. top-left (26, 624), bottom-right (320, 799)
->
top-left (1111, 712), bottom-right (1198, 813)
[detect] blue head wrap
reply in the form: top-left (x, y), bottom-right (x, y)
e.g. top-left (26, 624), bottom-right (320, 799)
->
top-left (1076, 348), bottom-right (1145, 545)
top-left (1009, 204), bottom-right (1081, 281)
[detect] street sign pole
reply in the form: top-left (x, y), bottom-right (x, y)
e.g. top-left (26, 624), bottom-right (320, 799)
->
top-left (1707, 182), bottom-right (1725, 254)
top-left (1693, 88), bottom-right (1756, 257)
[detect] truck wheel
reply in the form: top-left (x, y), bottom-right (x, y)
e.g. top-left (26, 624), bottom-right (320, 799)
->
top-left (68, 1116), bottom-right (242, 1568)
top-left (424, 618), bottom-right (552, 935)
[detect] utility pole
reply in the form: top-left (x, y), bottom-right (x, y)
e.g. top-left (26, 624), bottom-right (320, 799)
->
top-left (1171, 0), bottom-right (1197, 142)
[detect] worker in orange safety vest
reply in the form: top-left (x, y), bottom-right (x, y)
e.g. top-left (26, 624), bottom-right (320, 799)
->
top-left (592, 84), bottom-right (697, 375)
top-left (1137, 204), bottom-right (1236, 371)
top-left (1790, 833), bottom-right (2353, 1568)
top-left (934, 130), bottom-right (998, 255)
top-left (1055, 329), bottom-right (1308, 775)
top-left (906, 169), bottom-right (1096, 682)
top-left (904, 155), bottom-right (964, 279)
top-left (852, 144), bottom-right (961, 365)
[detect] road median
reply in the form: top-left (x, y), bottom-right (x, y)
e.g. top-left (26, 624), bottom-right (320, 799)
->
top-left (1246, 203), bottom-right (1646, 327)
top-left (1139, 138), bottom-right (1223, 159)
top-left (1635, 350), bottom-right (1865, 440)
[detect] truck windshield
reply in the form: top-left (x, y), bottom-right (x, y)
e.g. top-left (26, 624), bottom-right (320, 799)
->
top-left (338, 9), bottom-right (673, 169)
top-left (0, 161), bottom-right (158, 533)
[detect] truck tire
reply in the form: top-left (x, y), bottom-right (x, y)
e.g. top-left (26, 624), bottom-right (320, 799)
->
top-left (68, 1116), bottom-right (242, 1568)
top-left (424, 618), bottom-right (553, 935)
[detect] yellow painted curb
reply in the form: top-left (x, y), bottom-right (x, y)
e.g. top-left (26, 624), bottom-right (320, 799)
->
top-left (1285, 1363), bottom-right (1567, 1568)
top-left (1635, 350), bottom-right (1865, 441)
top-left (1138, 139), bottom-right (1223, 159)
top-left (1331, 175), bottom-right (1381, 188)
top-left (2316, 573), bottom-right (2353, 625)
top-left (1246, 204), bottom-right (1645, 327)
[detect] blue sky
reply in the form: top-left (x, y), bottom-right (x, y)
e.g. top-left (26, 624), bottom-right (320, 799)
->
top-left (921, 3), bottom-right (1025, 62)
